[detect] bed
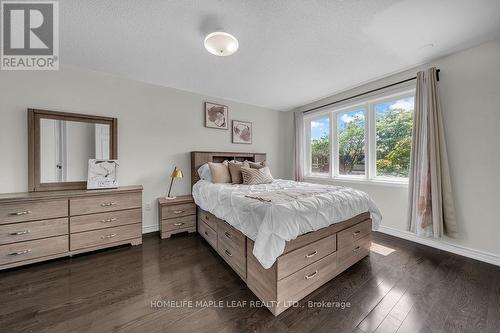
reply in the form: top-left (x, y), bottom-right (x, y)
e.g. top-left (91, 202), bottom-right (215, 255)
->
top-left (191, 151), bottom-right (381, 316)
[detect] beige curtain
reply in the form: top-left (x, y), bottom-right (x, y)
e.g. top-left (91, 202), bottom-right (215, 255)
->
top-left (293, 111), bottom-right (305, 181)
top-left (408, 67), bottom-right (458, 238)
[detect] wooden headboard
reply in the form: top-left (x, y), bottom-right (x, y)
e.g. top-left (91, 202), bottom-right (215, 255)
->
top-left (191, 151), bottom-right (267, 187)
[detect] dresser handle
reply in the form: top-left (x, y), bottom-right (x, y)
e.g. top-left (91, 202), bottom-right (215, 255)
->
top-left (173, 210), bottom-right (185, 214)
top-left (9, 249), bottom-right (31, 256)
top-left (305, 250), bottom-right (317, 258)
top-left (11, 210), bottom-right (32, 216)
top-left (100, 202), bottom-right (116, 207)
top-left (353, 231), bottom-right (361, 236)
top-left (305, 271), bottom-right (318, 280)
top-left (224, 231), bottom-right (232, 239)
top-left (353, 245), bottom-right (361, 252)
top-left (101, 233), bottom-right (117, 239)
top-left (10, 230), bottom-right (31, 236)
top-left (224, 249), bottom-right (233, 257)
top-left (173, 222), bottom-right (184, 226)
top-left (100, 218), bottom-right (117, 223)
top-left (204, 231), bottom-right (209, 236)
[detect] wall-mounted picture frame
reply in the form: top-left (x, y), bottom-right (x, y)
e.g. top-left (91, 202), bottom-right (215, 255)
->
top-left (204, 102), bottom-right (228, 129)
top-left (87, 159), bottom-right (119, 189)
top-left (232, 120), bottom-right (252, 144)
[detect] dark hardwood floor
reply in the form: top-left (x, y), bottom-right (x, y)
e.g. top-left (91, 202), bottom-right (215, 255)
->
top-left (1, 232), bottom-right (499, 333)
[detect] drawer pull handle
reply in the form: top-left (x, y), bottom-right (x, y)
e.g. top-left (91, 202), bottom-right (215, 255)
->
top-left (205, 215), bottom-right (210, 220)
top-left (10, 229), bottom-right (31, 236)
top-left (173, 222), bottom-right (184, 226)
top-left (101, 202), bottom-right (116, 207)
top-left (9, 249), bottom-right (31, 256)
top-left (101, 233), bottom-right (117, 239)
top-left (305, 250), bottom-right (318, 258)
top-left (224, 249), bottom-right (233, 257)
top-left (204, 231), bottom-right (209, 236)
top-left (305, 271), bottom-right (318, 280)
top-left (173, 210), bottom-right (185, 214)
top-left (11, 210), bottom-right (32, 216)
top-left (101, 218), bottom-right (117, 223)
top-left (353, 245), bottom-right (361, 252)
top-left (353, 231), bottom-right (361, 236)
top-left (224, 231), bottom-right (232, 239)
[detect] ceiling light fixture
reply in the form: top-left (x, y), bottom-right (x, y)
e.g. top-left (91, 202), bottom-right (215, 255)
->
top-left (204, 31), bottom-right (239, 56)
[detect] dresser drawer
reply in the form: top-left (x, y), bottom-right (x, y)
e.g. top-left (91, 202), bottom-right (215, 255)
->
top-left (0, 199), bottom-right (68, 225)
top-left (161, 202), bottom-right (196, 219)
top-left (218, 230), bottom-right (246, 279)
top-left (337, 234), bottom-right (371, 268)
top-left (70, 224), bottom-right (141, 251)
top-left (70, 192), bottom-right (142, 215)
top-left (0, 235), bottom-right (68, 266)
top-left (277, 251), bottom-right (337, 304)
top-left (198, 218), bottom-right (217, 249)
top-left (198, 208), bottom-right (219, 231)
top-left (217, 219), bottom-right (246, 250)
top-left (0, 218), bottom-right (68, 245)
top-left (337, 219), bottom-right (372, 249)
top-left (277, 234), bottom-right (336, 280)
top-left (70, 208), bottom-right (141, 233)
top-left (162, 215), bottom-right (196, 232)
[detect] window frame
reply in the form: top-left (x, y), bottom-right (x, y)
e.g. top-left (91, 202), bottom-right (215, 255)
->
top-left (304, 88), bottom-right (415, 185)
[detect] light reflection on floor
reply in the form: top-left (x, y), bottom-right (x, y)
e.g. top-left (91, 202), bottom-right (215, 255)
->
top-left (370, 242), bottom-right (396, 256)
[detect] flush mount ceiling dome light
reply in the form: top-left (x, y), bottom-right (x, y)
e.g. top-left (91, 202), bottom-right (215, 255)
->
top-left (204, 31), bottom-right (239, 56)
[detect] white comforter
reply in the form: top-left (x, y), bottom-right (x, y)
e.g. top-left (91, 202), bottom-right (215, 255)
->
top-left (192, 179), bottom-right (382, 269)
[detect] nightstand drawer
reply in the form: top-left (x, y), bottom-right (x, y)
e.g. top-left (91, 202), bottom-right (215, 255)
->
top-left (70, 193), bottom-right (142, 215)
top-left (161, 202), bottom-right (196, 219)
top-left (70, 208), bottom-right (142, 233)
top-left (70, 224), bottom-right (141, 251)
top-left (0, 218), bottom-right (68, 245)
top-left (0, 199), bottom-right (68, 225)
top-left (162, 215), bottom-right (196, 232)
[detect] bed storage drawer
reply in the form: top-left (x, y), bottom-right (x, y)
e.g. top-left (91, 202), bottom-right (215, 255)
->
top-left (162, 215), bottom-right (196, 232)
top-left (198, 218), bottom-right (217, 249)
top-left (0, 199), bottom-right (68, 225)
top-left (277, 251), bottom-right (337, 304)
top-left (70, 224), bottom-right (141, 251)
top-left (0, 218), bottom-right (68, 245)
top-left (337, 234), bottom-right (371, 268)
top-left (70, 193), bottom-right (142, 215)
top-left (198, 208), bottom-right (219, 231)
top-left (277, 234), bottom-right (336, 280)
top-left (70, 209), bottom-right (141, 233)
top-left (218, 229), bottom-right (246, 280)
top-left (337, 219), bottom-right (372, 249)
top-left (217, 219), bottom-right (245, 249)
top-left (0, 236), bottom-right (68, 266)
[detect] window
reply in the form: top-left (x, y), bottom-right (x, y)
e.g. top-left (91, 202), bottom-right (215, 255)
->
top-left (310, 115), bottom-right (330, 174)
top-left (305, 89), bottom-right (414, 184)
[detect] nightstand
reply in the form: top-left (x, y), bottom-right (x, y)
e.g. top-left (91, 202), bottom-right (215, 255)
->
top-left (158, 195), bottom-right (196, 239)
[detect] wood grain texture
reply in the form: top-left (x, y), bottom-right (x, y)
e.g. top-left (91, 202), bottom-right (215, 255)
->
top-left (0, 232), bottom-right (499, 333)
top-left (0, 199), bottom-right (68, 224)
top-left (70, 208), bottom-right (141, 233)
top-left (198, 217), bottom-right (217, 248)
top-left (70, 192), bottom-right (142, 215)
top-left (0, 235), bottom-right (68, 266)
top-left (337, 218), bottom-right (372, 249)
top-left (70, 223), bottom-right (142, 251)
top-left (160, 202), bottom-right (196, 219)
top-left (161, 215), bottom-right (196, 232)
top-left (0, 218), bottom-right (68, 245)
top-left (198, 207), bottom-right (219, 230)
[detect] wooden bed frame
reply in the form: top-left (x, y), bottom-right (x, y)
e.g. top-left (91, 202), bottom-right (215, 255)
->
top-left (191, 151), bottom-right (372, 316)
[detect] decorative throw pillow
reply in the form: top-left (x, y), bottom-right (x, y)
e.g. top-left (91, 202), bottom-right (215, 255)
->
top-left (197, 163), bottom-right (212, 182)
top-left (241, 166), bottom-right (274, 185)
top-left (246, 160), bottom-right (268, 169)
top-left (228, 161), bottom-right (250, 184)
top-left (208, 161), bottom-right (231, 183)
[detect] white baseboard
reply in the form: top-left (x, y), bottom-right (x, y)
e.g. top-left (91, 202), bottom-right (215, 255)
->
top-left (377, 225), bottom-right (500, 267)
top-left (142, 224), bottom-right (159, 234)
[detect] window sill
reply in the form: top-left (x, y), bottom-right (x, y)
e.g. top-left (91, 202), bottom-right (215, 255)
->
top-left (304, 176), bottom-right (409, 188)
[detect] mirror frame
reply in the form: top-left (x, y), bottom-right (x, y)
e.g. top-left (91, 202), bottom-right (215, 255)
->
top-left (28, 109), bottom-right (118, 192)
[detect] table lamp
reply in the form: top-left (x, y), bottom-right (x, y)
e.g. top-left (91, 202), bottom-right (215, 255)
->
top-left (166, 166), bottom-right (183, 200)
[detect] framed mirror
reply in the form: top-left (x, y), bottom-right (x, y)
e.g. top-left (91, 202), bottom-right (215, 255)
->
top-left (28, 109), bottom-right (117, 192)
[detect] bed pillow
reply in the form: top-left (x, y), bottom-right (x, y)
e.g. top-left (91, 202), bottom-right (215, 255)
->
top-left (228, 161), bottom-right (250, 184)
top-left (197, 163), bottom-right (212, 182)
top-left (241, 166), bottom-right (274, 185)
top-left (208, 161), bottom-right (231, 183)
top-left (246, 160), bottom-right (268, 169)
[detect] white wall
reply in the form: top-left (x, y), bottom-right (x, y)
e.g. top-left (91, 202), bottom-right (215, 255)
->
top-left (297, 40), bottom-right (500, 263)
top-left (0, 65), bottom-right (293, 233)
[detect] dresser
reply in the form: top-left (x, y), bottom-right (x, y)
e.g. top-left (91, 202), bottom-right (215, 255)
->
top-left (0, 186), bottom-right (143, 270)
top-left (158, 195), bottom-right (196, 238)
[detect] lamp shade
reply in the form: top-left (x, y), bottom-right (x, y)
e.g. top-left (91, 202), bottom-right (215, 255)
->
top-left (171, 169), bottom-right (183, 178)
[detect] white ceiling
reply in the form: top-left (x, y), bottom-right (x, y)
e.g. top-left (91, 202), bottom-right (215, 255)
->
top-left (61, 0), bottom-right (500, 111)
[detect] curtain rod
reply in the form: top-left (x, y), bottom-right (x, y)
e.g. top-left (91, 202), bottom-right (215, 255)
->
top-left (303, 69), bottom-right (440, 114)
